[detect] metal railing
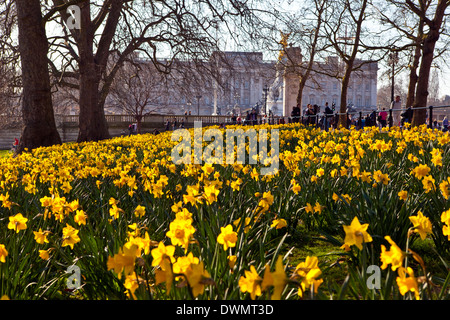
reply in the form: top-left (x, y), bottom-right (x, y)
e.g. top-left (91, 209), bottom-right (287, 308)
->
top-left (295, 105), bottom-right (449, 130)
top-left (1, 106), bottom-right (448, 130)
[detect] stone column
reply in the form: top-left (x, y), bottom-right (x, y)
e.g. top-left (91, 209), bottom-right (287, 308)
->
top-left (282, 47), bottom-right (302, 117)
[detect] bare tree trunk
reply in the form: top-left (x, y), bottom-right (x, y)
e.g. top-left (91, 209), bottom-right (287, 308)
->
top-left (76, 1), bottom-right (111, 142)
top-left (406, 18), bottom-right (424, 109)
top-left (15, 0), bottom-right (61, 153)
top-left (296, 80), bottom-right (305, 107)
top-left (77, 61), bottom-right (110, 142)
top-left (410, 0), bottom-right (448, 126)
top-left (406, 46), bottom-right (421, 109)
top-left (295, 0), bottom-right (326, 110)
top-left (339, 71), bottom-right (351, 127)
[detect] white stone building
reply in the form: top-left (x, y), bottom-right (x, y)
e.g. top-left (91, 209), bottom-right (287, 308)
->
top-left (104, 50), bottom-right (377, 117)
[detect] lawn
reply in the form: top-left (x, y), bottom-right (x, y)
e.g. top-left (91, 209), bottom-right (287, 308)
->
top-left (0, 123), bottom-right (449, 300)
top-left (0, 150), bottom-right (10, 158)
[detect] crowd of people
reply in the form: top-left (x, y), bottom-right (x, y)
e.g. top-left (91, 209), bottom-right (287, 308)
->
top-left (127, 96), bottom-right (449, 136)
top-left (291, 96), bottom-right (449, 132)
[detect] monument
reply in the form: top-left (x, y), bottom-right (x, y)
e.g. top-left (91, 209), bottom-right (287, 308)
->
top-left (282, 46), bottom-right (302, 117)
top-left (268, 32), bottom-right (303, 118)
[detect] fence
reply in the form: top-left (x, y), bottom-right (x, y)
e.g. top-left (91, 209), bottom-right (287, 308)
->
top-left (296, 105), bottom-right (450, 130)
top-left (1, 107), bottom-right (448, 149)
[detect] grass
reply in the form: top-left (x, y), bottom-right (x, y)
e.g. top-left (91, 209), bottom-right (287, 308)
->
top-left (0, 150), bottom-right (11, 158)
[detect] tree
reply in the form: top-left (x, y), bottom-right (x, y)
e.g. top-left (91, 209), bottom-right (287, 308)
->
top-left (109, 58), bottom-right (166, 134)
top-left (0, 1), bottom-right (20, 126)
top-left (407, 0), bottom-right (450, 126)
top-left (45, 0), bottom-right (256, 142)
top-left (322, 0), bottom-right (370, 127)
top-left (377, 0), bottom-right (450, 125)
top-left (15, 0), bottom-right (61, 153)
top-left (282, 0), bottom-right (328, 111)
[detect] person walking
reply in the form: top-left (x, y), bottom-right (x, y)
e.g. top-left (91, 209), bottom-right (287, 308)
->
top-left (390, 95), bottom-right (403, 127)
top-left (443, 116), bottom-right (448, 132)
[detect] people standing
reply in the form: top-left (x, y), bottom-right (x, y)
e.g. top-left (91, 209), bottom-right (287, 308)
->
top-left (306, 104), bottom-right (315, 126)
top-left (401, 106), bottom-right (413, 127)
top-left (443, 116), bottom-right (448, 132)
top-left (324, 102), bottom-right (333, 131)
top-left (251, 109), bottom-right (257, 125)
top-left (379, 108), bottom-right (388, 128)
top-left (292, 104), bottom-right (301, 123)
top-left (165, 119), bottom-right (170, 131)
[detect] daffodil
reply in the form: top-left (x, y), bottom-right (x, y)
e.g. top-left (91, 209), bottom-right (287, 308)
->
top-left (380, 236), bottom-right (405, 271)
top-left (107, 242), bottom-right (140, 278)
top-left (293, 256), bottom-right (323, 298)
top-left (0, 193), bottom-right (13, 209)
top-left (313, 202), bottom-right (324, 214)
top-left (398, 190), bottom-right (408, 201)
top-left (155, 258), bottom-right (174, 294)
top-left (422, 175), bottom-right (435, 193)
top-left (373, 170), bottom-right (389, 185)
top-left (261, 256), bottom-right (287, 300)
top-left (291, 181), bottom-right (301, 194)
top-left (172, 252), bottom-right (199, 275)
top-left (343, 216), bottom-right (373, 250)
top-left (61, 224), bottom-right (81, 249)
top-left (203, 184), bottom-right (220, 205)
top-left (409, 211), bottom-right (432, 240)
top-left (151, 242), bottom-right (176, 268)
top-left (217, 224), bottom-right (238, 251)
top-left (441, 209), bottom-right (450, 240)
top-left (185, 261), bottom-right (212, 298)
top-left (239, 265), bottom-right (262, 300)
top-left (7, 213), bottom-right (28, 233)
top-left (227, 255), bottom-right (237, 270)
top-left (233, 217), bottom-right (252, 233)
top-left (271, 218), bottom-right (287, 229)
top-left (124, 273), bottom-right (144, 299)
top-left (411, 164), bottom-right (431, 180)
top-left (396, 267), bottom-right (420, 300)
top-left (134, 205), bottom-right (146, 218)
top-left (39, 249), bottom-right (50, 261)
top-left (440, 179), bottom-right (450, 199)
top-left (0, 244), bottom-right (8, 263)
top-left (166, 217), bottom-right (196, 251)
top-left (33, 228), bottom-right (50, 244)
top-left (258, 191), bottom-right (274, 213)
top-left (74, 210), bottom-right (87, 226)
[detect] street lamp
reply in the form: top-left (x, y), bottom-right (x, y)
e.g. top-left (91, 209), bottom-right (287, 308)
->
top-left (263, 84), bottom-right (269, 115)
top-left (388, 51), bottom-right (399, 104)
top-left (187, 101), bottom-right (192, 115)
top-left (234, 92), bottom-right (240, 115)
top-left (196, 95), bottom-right (202, 116)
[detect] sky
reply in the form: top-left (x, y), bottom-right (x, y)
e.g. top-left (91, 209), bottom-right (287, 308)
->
top-left (44, 1), bottom-right (450, 101)
top-left (261, 0), bottom-right (450, 100)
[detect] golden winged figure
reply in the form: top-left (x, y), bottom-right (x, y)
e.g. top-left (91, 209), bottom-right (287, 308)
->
top-left (278, 31), bottom-right (291, 61)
